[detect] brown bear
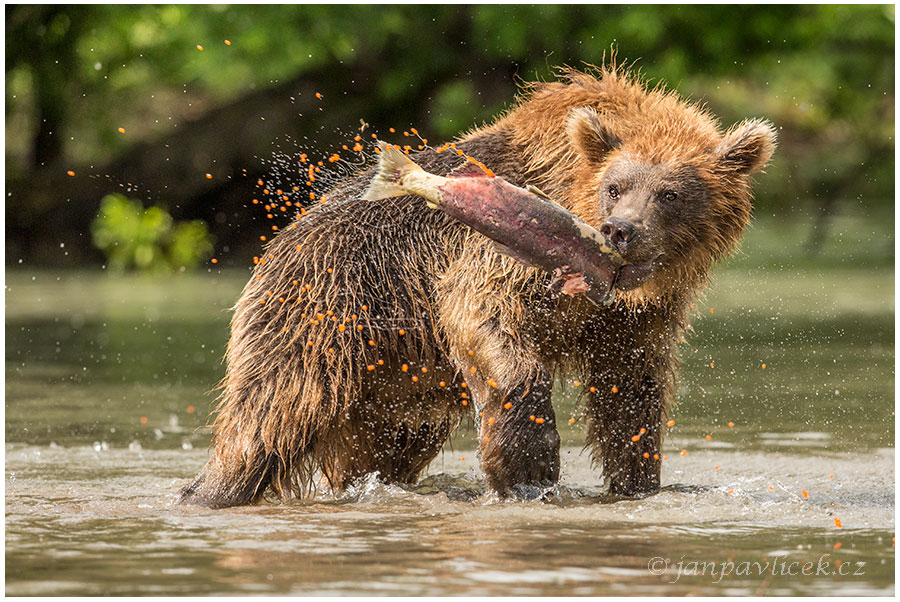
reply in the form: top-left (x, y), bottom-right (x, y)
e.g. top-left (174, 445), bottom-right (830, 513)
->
top-left (178, 63), bottom-right (775, 508)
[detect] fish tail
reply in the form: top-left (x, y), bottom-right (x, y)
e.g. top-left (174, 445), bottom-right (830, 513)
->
top-left (362, 142), bottom-right (425, 201)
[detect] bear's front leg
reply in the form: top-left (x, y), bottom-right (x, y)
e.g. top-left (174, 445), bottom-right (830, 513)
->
top-left (586, 369), bottom-right (665, 497)
top-left (478, 371), bottom-right (561, 499)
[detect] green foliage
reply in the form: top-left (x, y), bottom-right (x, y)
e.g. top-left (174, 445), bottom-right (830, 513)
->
top-left (91, 194), bottom-right (213, 273)
top-left (6, 5), bottom-right (895, 218)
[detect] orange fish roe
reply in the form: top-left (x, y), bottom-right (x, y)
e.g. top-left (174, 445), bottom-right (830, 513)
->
top-left (66, 170), bottom-right (75, 176)
top-left (653, 454), bottom-right (660, 460)
top-left (224, 39), bottom-right (231, 46)
top-left (611, 386), bottom-right (618, 393)
top-left (421, 367), bottom-right (428, 374)
top-left (439, 381), bottom-right (446, 387)
top-left (529, 415), bottom-right (536, 421)
top-left (714, 465), bottom-right (719, 470)
top-left (801, 490), bottom-right (809, 499)
top-left (631, 435), bottom-right (641, 442)
top-left (503, 402), bottom-right (512, 410)
top-left (461, 400), bottom-right (468, 406)
top-left (487, 379), bottom-right (498, 388)
top-left (464, 155), bottom-right (495, 177)
top-left (834, 518), bottom-right (842, 528)
top-left (401, 364), bottom-right (408, 372)
top-left (589, 386), bottom-right (596, 393)
top-left (398, 329), bottom-right (406, 335)
top-left (573, 380), bottom-right (580, 387)
top-left (639, 428), bottom-right (647, 435)
top-left (210, 258), bottom-right (218, 264)
top-left (377, 359), bottom-right (384, 366)
top-left (535, 418), bottom-right (545, 424)
top-left (186, 405), bottom-right (196, 414)
top-left (140, 416), bottom-right (148, 425)
top-left (761, 363), bottom-right (767, 369)
top-left (315, 92), bottom-right (323, 99)
top-left (568, 418), bottom-right (576, 424)
top-left (196, 44), bottom-right (204, 51)
top-left (666, 420), bottom-right (676, 427)
top-left (728, 422), bottom-right (735, 428)
top-left (643, 452), bottom-right (650, 458)
top-left (834, 542), bottom-right (842, 549)
top-left (411, 376), bottom-right (419, 383)
top-left (117, 127), bottom-right (126, 134)
top-left (680, 449), bottom-right (687, 456)
top-left (367, 365), bottom-right (375, 371)
top-left (487, 417), bottom-right (495, 425)
top-left (705, 435), bottom-right (712, 440)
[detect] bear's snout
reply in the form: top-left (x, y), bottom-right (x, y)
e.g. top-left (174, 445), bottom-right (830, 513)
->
top-left (600, 217), bottom-right (637, 254)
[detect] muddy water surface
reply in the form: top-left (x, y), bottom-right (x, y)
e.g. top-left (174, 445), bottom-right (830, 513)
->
top-left (5, 249), bottom-right (894, 595)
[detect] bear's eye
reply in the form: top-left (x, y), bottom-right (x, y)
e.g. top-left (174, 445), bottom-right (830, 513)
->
top-left (663, 190), bottom-right (678, 202)
top-left (608, 185), bottom-right (620, 200)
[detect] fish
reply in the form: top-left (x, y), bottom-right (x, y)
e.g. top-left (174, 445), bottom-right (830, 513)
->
top-left (362, 142), bottom-right (624, 305)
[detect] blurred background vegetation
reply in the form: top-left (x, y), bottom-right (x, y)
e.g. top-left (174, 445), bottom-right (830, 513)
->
top-left (5, 4), bottom-right (895, 267)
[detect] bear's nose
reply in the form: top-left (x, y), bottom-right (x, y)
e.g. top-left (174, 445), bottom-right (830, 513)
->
top-left (600, 217), bottom-right (637, 253)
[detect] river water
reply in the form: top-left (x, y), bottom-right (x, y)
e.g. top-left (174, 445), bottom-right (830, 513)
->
top-left (5, 248), bottom-right (895, 594)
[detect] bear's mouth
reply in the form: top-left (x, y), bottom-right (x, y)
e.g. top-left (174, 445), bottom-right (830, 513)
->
top-left (613, 254), bottom-right (665, 291)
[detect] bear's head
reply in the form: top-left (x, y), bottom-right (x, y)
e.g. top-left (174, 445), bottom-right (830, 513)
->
top-left (566, 104), bottom-right (776, 303)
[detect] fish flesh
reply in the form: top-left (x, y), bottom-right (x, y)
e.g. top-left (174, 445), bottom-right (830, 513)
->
top-left (363, 142), bottom-right (624, 305)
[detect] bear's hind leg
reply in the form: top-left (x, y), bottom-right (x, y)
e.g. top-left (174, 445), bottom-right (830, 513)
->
top-left (177, 443), bottom-right (278, 508)
top-left (321, 391), bottom-right (460, 492)
top-left (178, 379), bottom-right (319, 508)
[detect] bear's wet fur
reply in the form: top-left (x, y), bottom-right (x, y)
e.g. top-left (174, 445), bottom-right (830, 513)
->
top-left (179, 62), bottom-right (775, 508)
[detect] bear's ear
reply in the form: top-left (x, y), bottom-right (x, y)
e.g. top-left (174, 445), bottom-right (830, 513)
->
top-left (716, 119), bottom-right (777, 175)
top-left (567, 107), bottom-right (622, 166)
